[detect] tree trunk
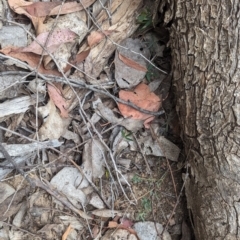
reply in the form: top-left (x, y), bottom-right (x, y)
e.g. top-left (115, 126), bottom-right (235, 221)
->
top-left (165, 0), bottom-right (240, 239)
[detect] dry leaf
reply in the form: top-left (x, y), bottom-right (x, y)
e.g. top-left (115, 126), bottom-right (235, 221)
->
top-left (118, 83), bottom-right (161, 128)
top-left (81, 139), bottom-right (106, 180)
top-left (21, 29), bottom-right (77, 55)
top-left (76, 0), bottom-right (143, 83)
top-left (114, 38), bottom-right (150, 88)
top-left (108, 218), bottom-right (135, 233)
top-left (38, 99), bottom-right (70, 140)
top-left (93, 98), bottom-right (143, 131)
top-left (87, 30), bottom-right (112, 47)
top-left (36, 12), bottom-right (88, 71)
top-left (47, 83), bottom-right (68, 118)
top-left (49, 0), bottom-right (96, 16)
top-left (62, 225), bottom-right (72, 240)
top-left (118, 53), bottom-right (147, 72)
top-left (92, 225), bottom-right (100, 238)
top-left (120, 217), bottom-right (134, 228)
top-left (50, 167), bottom-right (88, 209)
top-left (8, 0), bottom-right (96, 29)
top-left (108, 221), bottom-right (119, 228)
top-left (64, 49), bottom-right (90, 73)
top-left (0, 47), bottom-right (61, 76)
top-left (23, 2), bottom-right (60, 17)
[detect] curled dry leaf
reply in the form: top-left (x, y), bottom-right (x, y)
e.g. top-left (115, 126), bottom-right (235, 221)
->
top-left (21, 29), bottom-right (77, 56)
top-left (118, 53), bottom-right (147, 72)
top-left (115, 38), bottom-right (150, 88)
top-left (0, 47), bottom-right (61, 76)
top-left (47, 83), bottom-right (68, 118)
top-left (8, 0), bottom-right (96, 29)
top-left (118, 83), bottom-right (161, 128)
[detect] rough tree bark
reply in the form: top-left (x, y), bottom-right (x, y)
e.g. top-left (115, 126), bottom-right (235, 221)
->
top-left (162, 0), bottom-right (240, 239)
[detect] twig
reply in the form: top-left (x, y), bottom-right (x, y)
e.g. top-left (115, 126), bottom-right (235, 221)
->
top-left (44, 74), bottom-right (165, 117)
top-left (150, 126), bottom-right (177, 197)
top-left (98, 0), bottom-right (112, 23)
top-left (79, 0), bottom-right (168, 75)
top-left (3, 177), bottom-right (24, 216)
top-left (78, 95), bottom-right (135, 204)
top-left (29, 174), bottom-right (92, 220)
top-left (162, 170), bottom-right (189, 235)
top-left (0, 142), bottom-right (34, 187)
top-left (0, 54), bottom-right (164, 118)
top-left (70, 159), bottom-right (111, 209)
top-left (0, 142), bottom-right (90, 220)
top-left (132, 133), bottom-right (152, 175)
top-left (0, 221), bottom-right (39, 237)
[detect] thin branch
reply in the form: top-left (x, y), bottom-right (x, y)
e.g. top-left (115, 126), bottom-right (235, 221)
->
top-left (0, 142), bottom-right (34, 187)
top-left (132, 132), bottom-right (152, 175)
top-left (0, 221), bottom-right (39, 237)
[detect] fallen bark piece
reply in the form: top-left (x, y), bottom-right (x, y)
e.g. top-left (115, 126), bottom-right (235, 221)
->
top-left (50, 167), bottom-right (87, 209)
top-left (77, 0), bottom-right (143, 83)
top-left (0, 26), bottom-right (27, 48)
top-left (0, 74), bottom-right (26, 100)
top-left (0, 140), bottom-right (63, 158)
top-left (138, 135), bottom-right (180, 161)
top-left (91, 209), bottom-right (123, 218)
top-left (0, 94), bottom-right (44, 121)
